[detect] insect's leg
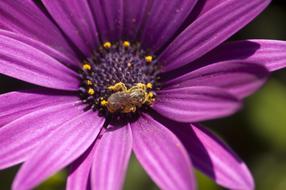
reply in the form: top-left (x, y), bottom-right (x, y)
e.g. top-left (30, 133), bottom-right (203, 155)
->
top-left (122, 105), bottom-right (137, 113)
top-left (146, 92), bottom-right (155, 105)
top-left (108, 82), bottom-right (127, 92)
top-left (135, 83), bottom-right (147, 90)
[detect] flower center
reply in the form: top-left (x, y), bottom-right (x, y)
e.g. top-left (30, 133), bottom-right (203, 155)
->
top-left (79, 41), bottom-right (160, 120)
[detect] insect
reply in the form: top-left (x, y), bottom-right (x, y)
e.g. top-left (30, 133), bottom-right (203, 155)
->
top-left (106, 82), bottom-right (154, 113)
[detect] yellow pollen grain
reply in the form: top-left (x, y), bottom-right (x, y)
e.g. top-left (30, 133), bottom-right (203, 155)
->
top-left (88, 88), bottom-right (95, 95)
top-left (101, 100), bottom-right (108, 106)
top-left (145, 56), bottom-right (153, 63)
top-left (123, 41), bottom-right (130, 47)
top-left (146, 83), bottom-right (153, 89)
top-left (83, 64), bottom-right (91, 70)
top-left (103, 42), bottom-right (112, 49)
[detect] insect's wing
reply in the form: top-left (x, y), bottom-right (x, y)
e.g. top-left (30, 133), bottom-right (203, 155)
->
top-left (115, 92), bottom-right (131, 102)
top-left (129, 90), bottom-right (146, 106)
top-left (107, 92), bottom-right (131, 112)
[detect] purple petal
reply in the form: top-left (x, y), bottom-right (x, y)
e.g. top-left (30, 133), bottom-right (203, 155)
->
top-left (170, 0), bottom-right (224, 32)
top-left (196, 40), bottom-right (286, 72)
top-left (122, 0), bottom-right (148, 41)
top-left (0, 29), bottom-right (79, 68)
top-left (167, 122), bottom-right (254, 190)
top-left (140, 0), bottom-right (197, 51)
top-left (0, 22), bottom-right (8, 30)
top-left (188, 0), bottom-right (224, 22)
top-left (0, 89), bottom-right (76, 126)
top-left (159, 0), bottom-right (271, 72)
top-left (164, 61), bottom-right (269, 99)
top-left (131, 114), bottom-right (195, 190)
top-left (0, 100), bottom-right (83, 170)
top-left (196, 0), bottom-right (224, 16)
top-left (89, 0), bottom-right (124, 42)
top-left (42, 0), bottom-right (99, 56)
top-left (153, 86), bottom-right (241, 123)
top-left (0, 0), bottom-right (78, 61)
top-left (13, 111), bottom-right (105, 190)
top-left (0, 34), bottom-right (79, 90)
top-left (91, 125), bottom-right (133, 190)
top-left (67, 141), bottom-right (98, 190)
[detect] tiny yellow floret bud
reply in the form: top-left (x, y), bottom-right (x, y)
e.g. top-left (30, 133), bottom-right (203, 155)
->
top-left (103, 42), bottom-right (112, 49)
top-left (86, 80), bottom-right (92, 85)
top-left (101, 100), bottom-right (108, 106)
top-left (146, 83), bottom-right (153, 89)
top-left (145, 56), bottom-right (153, 63)
top-left (88, 88), bottom-right (95, 95)
top-left (123, 41), bottom-right (130, 47)
top-left (83, 64), bottom-right (91, 70)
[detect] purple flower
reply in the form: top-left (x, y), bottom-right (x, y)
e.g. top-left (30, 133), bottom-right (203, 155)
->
top-left (0, 0), bottom-right (285, 190)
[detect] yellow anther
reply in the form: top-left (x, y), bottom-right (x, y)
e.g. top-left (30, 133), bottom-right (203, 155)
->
top-left (123, 41), bottom-right (130, 47)
top-left (101, 100), bottom-right (108, 106)
top-left (148, 92), bottom-right (154, 98)
top-left (145, 56), bottom-right (153, 63)
top-left (86, 80), bottom-right (92, 85)
top-left (146, 83), bottom-right (153, 89)
top-left (83, 64), bottom-right (91, 70)
top-left (103, 42), bottom-right (112, 49)
top-left (88, 88), bottom-right (95, 95)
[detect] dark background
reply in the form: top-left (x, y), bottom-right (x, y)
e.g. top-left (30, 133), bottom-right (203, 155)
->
top-left (0, 0), bottom-right (286, 189)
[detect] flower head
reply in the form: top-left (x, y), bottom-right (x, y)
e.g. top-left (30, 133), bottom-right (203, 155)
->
top-left (0, 0), bottom-right (285, 190)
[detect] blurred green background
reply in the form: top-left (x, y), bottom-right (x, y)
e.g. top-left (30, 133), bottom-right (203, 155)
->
top-left (0, 0), bottom-right (286, 189)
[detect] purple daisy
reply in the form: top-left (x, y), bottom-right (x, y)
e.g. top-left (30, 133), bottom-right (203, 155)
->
top-left (0, 0), bottom-right (285, 190)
